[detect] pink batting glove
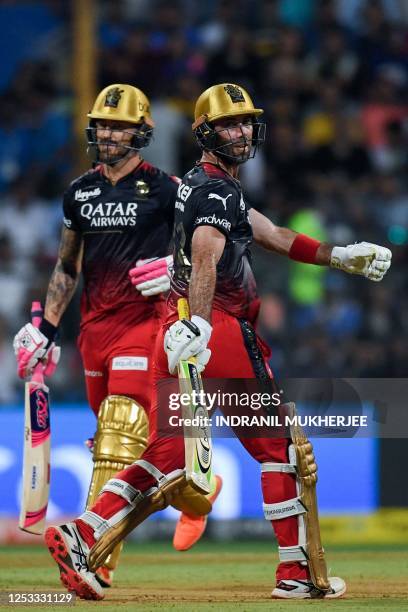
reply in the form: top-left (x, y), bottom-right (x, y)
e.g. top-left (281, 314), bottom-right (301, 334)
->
top-left (13, 324), bottom-right (61, 379)
top-left (43, 344), bottom-right (61, 377)
top-left (129, 255), bottom-right (173, 297)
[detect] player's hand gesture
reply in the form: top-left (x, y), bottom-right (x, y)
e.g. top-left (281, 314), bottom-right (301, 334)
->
top-left (330, 242), bottom-right (392, 282)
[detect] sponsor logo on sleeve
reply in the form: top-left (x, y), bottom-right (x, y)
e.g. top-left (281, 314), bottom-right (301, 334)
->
top-left (195, 214), bottom-right (231, 232)
top-left (63, 217), bottom-right (72, 228)
top-left (177, 183), bottom-right (192, 202)
top-left (111, 356), bottom-right (148, 371)
top-left (208, 192), bottom-right (232, 211)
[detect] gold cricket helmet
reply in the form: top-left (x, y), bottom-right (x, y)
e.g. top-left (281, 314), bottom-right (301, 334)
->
top-left (192, 83), bottom-right (265, 164)
top-left (193, 83), bottom-right (263, 128)
top-left (88, 84), bottom-right (154, 127)
top-left (86, 84), bottom-right (154, 165)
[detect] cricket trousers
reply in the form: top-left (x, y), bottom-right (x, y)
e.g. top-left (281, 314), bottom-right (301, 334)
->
top-left (78, 301), bottom-right (166, 417)
top-left (78, 308), bottom-right (308, 581)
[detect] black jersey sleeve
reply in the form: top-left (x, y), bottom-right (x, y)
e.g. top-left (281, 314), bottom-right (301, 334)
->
top-left (159, 172), bottom-right (179, 227)
top-left (192, 181), bottom-right (239, 238)
top-left (62, 187), bottom-right (81, 232)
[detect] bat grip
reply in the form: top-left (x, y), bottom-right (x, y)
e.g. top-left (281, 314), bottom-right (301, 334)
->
top-left (177, 298), bottom-right (190, 320)
top-left (31, 301), bottom-right (45, 383)
top-left (31, 300), bottom-right (43, 329)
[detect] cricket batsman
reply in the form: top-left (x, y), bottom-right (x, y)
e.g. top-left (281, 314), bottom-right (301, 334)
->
top-left (44, 83), bottom-right (391, 600)
top-left (13, 84), bottom-right (221, 587)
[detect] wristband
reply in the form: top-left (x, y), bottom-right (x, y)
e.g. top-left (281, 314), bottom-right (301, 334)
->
top-left (39, 318), bottom-right (58, 343)
top-left (289, 234), bottom-right (321, 264)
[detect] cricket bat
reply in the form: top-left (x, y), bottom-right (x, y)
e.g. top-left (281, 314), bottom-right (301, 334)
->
top-left (177, 298), bottom-right (212, 494)
top-left (19, 301), bottom-right (50, 534)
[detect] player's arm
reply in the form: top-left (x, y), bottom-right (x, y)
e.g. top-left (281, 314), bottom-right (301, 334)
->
top-left (249, 208), bottom-right (330, 264)
top-left (44, 226), bottom-right (83, 326)
top-left (249, 208), bottom-right (392, 281)
top-left (189, 226), bottom-right (226, 322)
top-left (164, 225), bottom-right (226, 375)
top-left (13, 226), bottom-right (82, 379)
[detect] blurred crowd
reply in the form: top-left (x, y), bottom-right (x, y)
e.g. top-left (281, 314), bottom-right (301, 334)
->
top-left (0, 0), bottom-right (407, 403)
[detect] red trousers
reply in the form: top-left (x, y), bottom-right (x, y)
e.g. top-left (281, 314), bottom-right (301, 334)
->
top-left (82, 309), bottom-right (308, 582)
top-left (78, 302), bottom-right (165, 416)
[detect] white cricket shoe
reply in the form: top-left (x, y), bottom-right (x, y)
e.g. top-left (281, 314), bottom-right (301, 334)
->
top-left (45, 522), bottom-right (104, 600)
top-left (272, 577), bottom-right (346, 599)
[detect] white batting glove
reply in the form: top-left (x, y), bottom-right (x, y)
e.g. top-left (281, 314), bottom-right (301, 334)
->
top-left (330, 242), bottom-right (392, 282)
top-left (13, 323), bottom-right (60, 379)
top-left (129, 255), bottom-right (173, 297)
top-left (164, 315), bottom-right (212, 375)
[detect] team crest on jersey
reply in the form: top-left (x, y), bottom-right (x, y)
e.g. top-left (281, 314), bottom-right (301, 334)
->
top-left (104, 87), bottom-right (124, 108)
top-left (224, 84), bottom-right (245, 103)
top-left (135, 180), bottom-right (149, 197)
top-left (75, 187), bottom-right (101, 202)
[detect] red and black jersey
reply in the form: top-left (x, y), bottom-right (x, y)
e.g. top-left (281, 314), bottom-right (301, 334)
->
top-left (170, 162), bottom-right (260, 322)
top-left (63, 161), bottom-right (178, 325)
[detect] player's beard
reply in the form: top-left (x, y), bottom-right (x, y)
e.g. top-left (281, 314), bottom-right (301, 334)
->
top-left (219, 138), bottom-right (252, 164)
top-left (97, 141), bottom-right (131, 165)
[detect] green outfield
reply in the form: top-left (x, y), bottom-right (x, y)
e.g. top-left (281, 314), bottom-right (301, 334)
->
top-left (0, 541), bottom-right (407, 611)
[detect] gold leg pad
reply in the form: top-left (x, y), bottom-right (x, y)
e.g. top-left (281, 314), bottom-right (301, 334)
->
top-left (288, 402), bottom-right (330, 592)
top-left (172, 484), bottom-right (212, 516)
top-left (86, 395), bottom-right (149, 571)
top-left (88, 473), bottom-right (187, 572)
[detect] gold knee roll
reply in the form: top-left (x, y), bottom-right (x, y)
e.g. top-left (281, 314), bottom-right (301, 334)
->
top-left (86, 395), bottom-right (149, 570)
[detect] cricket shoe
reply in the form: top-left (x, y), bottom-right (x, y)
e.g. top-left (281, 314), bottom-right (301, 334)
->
top-left (45, 522), bottom-right (104, 600)
top-left (271, 577), bottom-right (346, 599)
top-left (173, 475), bottom-right (223, 551)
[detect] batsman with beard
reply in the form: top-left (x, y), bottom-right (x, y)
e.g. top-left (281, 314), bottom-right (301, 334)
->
top-left (13, 84), bottom-right (222, 588)
top-left (44, 83), bottom-right (391, 600)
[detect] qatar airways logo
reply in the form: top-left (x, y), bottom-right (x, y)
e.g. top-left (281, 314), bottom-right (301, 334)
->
top-left (80, 202), bottom-right (138, 227)
top-left (195, 214), bottom-right (231, 232)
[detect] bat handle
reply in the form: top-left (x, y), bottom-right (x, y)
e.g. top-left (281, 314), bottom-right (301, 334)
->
top-left (177, 298), bottom-right (190, 320)
top-left (31, 300), bottom-right (43, 329)
top-left (31, 301), bottom-right (45, 383)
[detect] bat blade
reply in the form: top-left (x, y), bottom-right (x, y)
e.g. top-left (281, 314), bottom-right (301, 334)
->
top-left (19, 378), bottom-right (50, 535)
top-left (178, 358), bottom-right (212, 495)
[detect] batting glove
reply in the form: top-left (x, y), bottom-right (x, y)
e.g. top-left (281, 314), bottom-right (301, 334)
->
top-left (164, 315), bottom-right (212, 375)
top-left (129, 255), bottom-right (173, 297)
top-left (330, 242), bottom-right (392, 282)
top-left (13, 322), bottom-right (60, 379)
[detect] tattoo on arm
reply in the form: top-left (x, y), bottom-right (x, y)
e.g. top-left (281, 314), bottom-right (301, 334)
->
top-left (44, 227), bottom-right (83, 326)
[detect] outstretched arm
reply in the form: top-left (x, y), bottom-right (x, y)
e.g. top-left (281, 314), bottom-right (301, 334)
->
top-left (249, 208), bottom-right (331, 265)
top-left (44, 226), bottom-right (83, 326)
top-left (249, 208), bottom-right (391, 281)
